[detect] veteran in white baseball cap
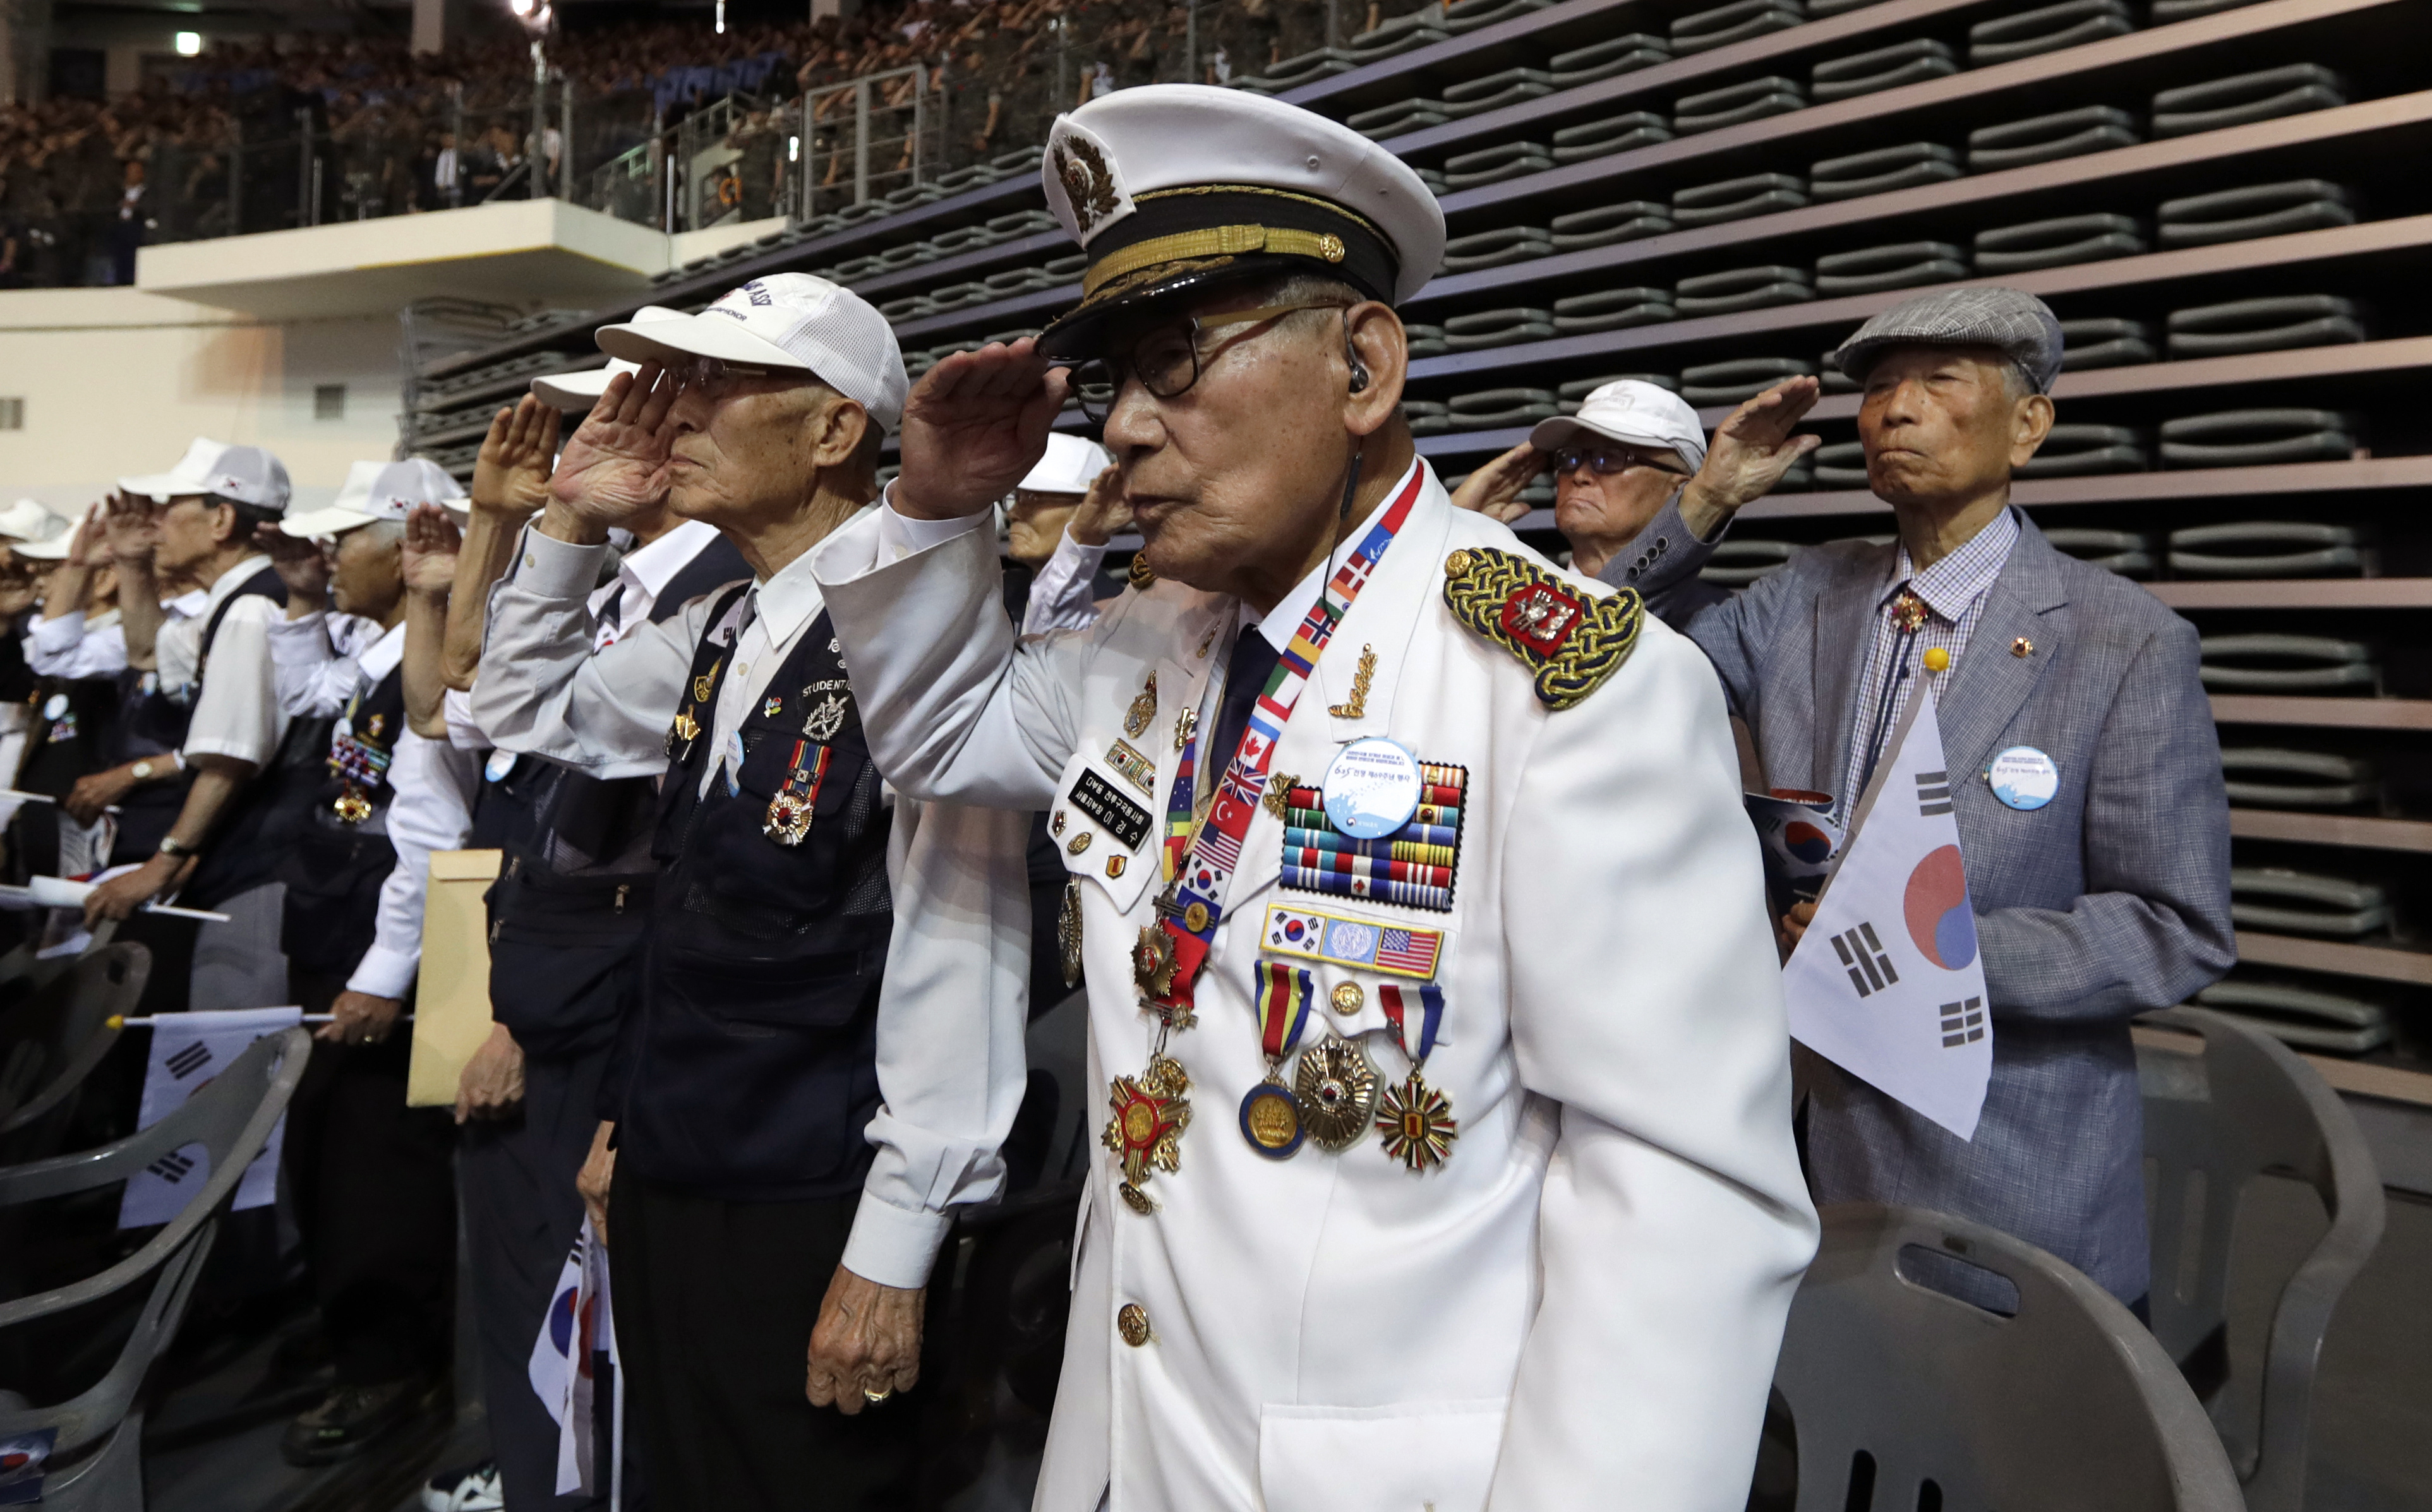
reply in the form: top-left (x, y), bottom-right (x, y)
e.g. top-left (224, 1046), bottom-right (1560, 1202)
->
top-left (593, 274), bottom-right (908, 430)
top-left (0, 498), bottom-right (74, 560)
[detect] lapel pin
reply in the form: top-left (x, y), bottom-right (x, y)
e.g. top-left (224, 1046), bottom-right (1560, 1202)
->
top-left (2011, 637), bottom-right (2033, 658)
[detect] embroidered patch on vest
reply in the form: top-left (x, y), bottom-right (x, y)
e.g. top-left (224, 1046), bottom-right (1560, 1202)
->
top-left (1442, 548), bottom-right (1642, 711)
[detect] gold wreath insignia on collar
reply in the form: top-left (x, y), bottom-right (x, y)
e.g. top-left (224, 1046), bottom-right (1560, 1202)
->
top-left (1442, 548), bottom-right (1644, 711)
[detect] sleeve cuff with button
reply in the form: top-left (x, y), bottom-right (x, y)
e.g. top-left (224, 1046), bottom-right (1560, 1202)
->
top-left (517, 529), bottom-right (614, 601)
top-left (840, 1189), bottom-right (954, 1290)
top-left (345, 942), bottom-right (421, 1000)
top-left (876, 481), bottom-right (995, 566)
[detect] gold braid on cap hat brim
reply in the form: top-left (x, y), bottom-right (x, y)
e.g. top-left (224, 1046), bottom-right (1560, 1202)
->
top-left (1078, 185), bottom-right (1388, 299)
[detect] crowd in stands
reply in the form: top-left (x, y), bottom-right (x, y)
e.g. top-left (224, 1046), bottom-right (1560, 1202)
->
top-left (0, 0), bottom-right (1375, 287)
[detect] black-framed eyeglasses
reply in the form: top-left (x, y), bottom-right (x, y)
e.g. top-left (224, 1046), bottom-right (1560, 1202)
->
top-left (670, 356), bottom-right (787, 400)
top-left (1552, 445), bottom-right (1690, 478)
top-left (1065, 301), bottom-right (1352, 424)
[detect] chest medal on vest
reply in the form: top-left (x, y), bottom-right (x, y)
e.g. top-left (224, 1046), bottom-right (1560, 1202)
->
top-left (1443, 548), bottom-right (1643, 710)
top-left (802, 692), bottom-right (849, 743)
top-left (1377, 1071), bottom-right (1459, 1171)
top-left (762, 740), bottom-right (832, 847)
top-left (1125, 673), bottom-right (1157, 738)
top-left (1057, 878), bottom-right (1084, 988)
top-left (1294, 1034), bottom-right (1378, 1151)
top-left (1104, 1053), bottom-right (1191, 1214)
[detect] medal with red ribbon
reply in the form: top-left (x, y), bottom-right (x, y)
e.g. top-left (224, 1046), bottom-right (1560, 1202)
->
top-left (1238, 963), bottom-right (1315, 1158)
top-left (1376, 982), bottom-right (1457, 1171)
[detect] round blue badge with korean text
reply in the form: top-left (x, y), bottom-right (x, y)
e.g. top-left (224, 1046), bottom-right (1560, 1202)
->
top-left (1988, 747), bottom-right (2060, 810)
top-left (1321, 738), bottom-right (1424, 839)
top-left (484, 748), bottom-right (519, 783)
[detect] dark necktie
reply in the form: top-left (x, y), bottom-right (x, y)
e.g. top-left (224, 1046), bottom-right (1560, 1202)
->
top-left (1209, 626), bottom-right (1282, 774)
top-left (597, 582), bottom-right (625, 632)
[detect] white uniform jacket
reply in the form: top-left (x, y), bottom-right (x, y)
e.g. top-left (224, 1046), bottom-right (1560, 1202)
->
top-left (812, 460), bottom-right (1817, 1512)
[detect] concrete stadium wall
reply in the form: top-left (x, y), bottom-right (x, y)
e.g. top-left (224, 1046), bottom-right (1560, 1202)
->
top-left (0, 287), bottom-right (402, 512)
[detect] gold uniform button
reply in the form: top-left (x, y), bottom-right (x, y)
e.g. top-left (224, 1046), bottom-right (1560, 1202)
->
top-left (1445, 549), bottom-right (1474, 579)
top-left (2012, 637), bottom-right (2034, 658)
top-left (1330, 981), bottom-right (1364, 1014)
top-left (1117, 1303), bottom-right (1152, 1347)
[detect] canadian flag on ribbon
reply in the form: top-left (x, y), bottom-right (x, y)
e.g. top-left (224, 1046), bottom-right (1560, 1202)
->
top-left (1781, 686), bottom-right (1994, 1140)
top-left (529, 1216), bottom-right (619, 1497)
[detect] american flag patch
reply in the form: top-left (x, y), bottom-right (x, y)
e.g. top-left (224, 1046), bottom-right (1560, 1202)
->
top-left (1263, 901), bottom-right (1448, 980)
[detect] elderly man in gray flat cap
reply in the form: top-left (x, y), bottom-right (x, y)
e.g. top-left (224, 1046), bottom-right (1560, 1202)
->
top-left (1610, 285), bottom-right (2233, 1313)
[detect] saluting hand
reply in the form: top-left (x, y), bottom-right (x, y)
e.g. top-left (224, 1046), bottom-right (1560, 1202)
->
top-left (101, 490), bottom-right (160, 564)
top-left (894, 337), bottom-right (1071, 521)
top-left (1066, 462), bottom-right (1133, 546)
top-left (255, 522), bottom-right (330, 616)
top-left (546, 365), bottom-right (678, 541)
top-left (472, 393), bottom-right (562, 518)
top-left (1678, 378), bottom-right (1824, 539)
top-left (1446, 442), bottom-right (1545, 525)
top-left (400, 503), bottom-right (461, 599)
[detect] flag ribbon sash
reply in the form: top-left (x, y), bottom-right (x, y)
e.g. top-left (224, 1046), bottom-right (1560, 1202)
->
top-left (1150, 468), bottom-right (1424, 1016)
top-left (1380, 983), bottom-right (1444, 1064)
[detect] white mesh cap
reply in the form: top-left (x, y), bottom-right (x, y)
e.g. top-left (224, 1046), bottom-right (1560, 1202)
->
top-left (284, 458), bottom-right (469, 537)
top-left (1019, 433), bottom-right (1113, 495)
top-left (0, 498), bottom-right (70, 546)
top-left (118, 437), bottom-right (230, 501)
top-left (1528, 381), bottom-right (1709, 474)
top-left (593, 275), bottom-right (910, 431)
top-left (199, 445), bottom-right (294, 513)
top-left (533, 305), bottom-right (690, 410)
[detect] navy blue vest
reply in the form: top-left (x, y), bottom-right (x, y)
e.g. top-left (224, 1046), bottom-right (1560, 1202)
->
top-left (277, 662), bottom-right (406, 980)
top-left (613, 587), bottom-right (896, 1201)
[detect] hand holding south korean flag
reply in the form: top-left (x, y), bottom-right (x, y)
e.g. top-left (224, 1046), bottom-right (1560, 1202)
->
top-left (1781, 689), bottom-right (1993, 1139)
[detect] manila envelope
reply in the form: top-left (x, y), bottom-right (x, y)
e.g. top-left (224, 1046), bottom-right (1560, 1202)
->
top-left (406, 848), bottom-right (503, 1107)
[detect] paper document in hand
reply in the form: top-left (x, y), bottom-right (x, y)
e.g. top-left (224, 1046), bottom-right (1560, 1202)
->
top-left (1781, 688), bottom-right (1992, 1139)
top-left (118, 1007), bottom-right (304, 1228)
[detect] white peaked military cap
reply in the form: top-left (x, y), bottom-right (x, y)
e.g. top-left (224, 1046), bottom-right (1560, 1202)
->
top-left (1035, 83), bottom-right (1447, 357)
top-left (0, 498), bottom-right (71, 546)
top-left (533, 306), bottom-right (690, 410)
top-left (1529, 380), bottom-right (1709, 474)
top-left (1018, 433), bottom-right (1113, 496)
top-left (117, 437), bottom-right (229, 501)
top-left (593, 274), bottom-right (909, 431)
top-left (284, 458), bottom-right (469, 537)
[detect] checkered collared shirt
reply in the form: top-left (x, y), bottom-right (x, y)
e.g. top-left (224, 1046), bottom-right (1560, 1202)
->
top-left (1836, 506), bottom-right (2021, 822)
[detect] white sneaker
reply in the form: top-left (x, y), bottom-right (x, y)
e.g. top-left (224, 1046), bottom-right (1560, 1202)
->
top-left (419, 1462), bottom-right (504, 1511)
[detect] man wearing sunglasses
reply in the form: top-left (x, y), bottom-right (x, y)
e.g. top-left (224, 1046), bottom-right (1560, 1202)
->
top-left (1448, 378), bottom-right (1731, 629)
top-left (467, 273), bottom-right (1032, 1511)
top-left (810, 85), bottom-right (1819, 1511)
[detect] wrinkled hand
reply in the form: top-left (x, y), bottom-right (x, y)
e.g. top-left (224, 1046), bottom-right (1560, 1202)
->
top-left (255, 523), bottom-right (330, 613)
top-left (548, 368), bottom-right (678, 534)
top-left (1779, 899), bottom-right (1816, 956)
top-left (83, 855), bottom-right (181, 925)
top-left (102, 491), bottom-right (160, 564)
top-left (895, 339), bottom-right (1069, 520)
top-left (64, 763), bottom-right (138, 824)
top-left (806, 1265), bottom-right (924, 1414)
top-left (318, 990), bottom-right (404, 1046)
top-left (577, 1120), bottom-right (617, 1247)
top-left (401, 504), bottom-right (461, 597)
top-left (1447, 442), bottom-right (1546, 525)
top-left (1066, 463), bottom-right (1133, 546)
top-left (454, 1022), bottom-right (525, 1122)
top-left (473, 394), bottom-right (562, 518)
top-left (1679, 379), bottom-right (1823, 538)
top-left (66, 502), bottom-right (110, 568)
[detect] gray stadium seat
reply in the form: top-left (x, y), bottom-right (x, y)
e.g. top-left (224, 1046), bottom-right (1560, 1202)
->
top-left (2152, 64), bottom-right (2346, 137)
top-left (2196, 633), bottom-right (2375, 693)
top-left (1671, 0), bottom-right (1804, 56)
top-left (1443, 140), bottom-right (1555, 188)
top-left (0, 1028), bottom-right (310, 1511)
top-left (1967, 104), bottom-right (2141, 171)
top-left (1679, 356), bottom-right (1813, 405)
top-left (1771, 1203), bottom-right (2246, 1512)
top-left (2059, 316), bottom-right (2158, 369)
top-left (1814, 240), bottom-right (1968, 296)
top-left (2167, 521), bottom-right (2365, 577)
top-left (1673, 172), bottom-right (1809, 227)
top-left (1347, 99), bottom-right (1451, 139)
top-left (1548, 35), bottom-right (1671, 87)
top-left (2014, 423), bottom-right (2150, 477)
top-left (2160, 409), bottom-right (2356, 467)
top-left (1551, 111), bottom-right (1673, 164)
top-left (1443, 307), bottom-right (1555, 351)
top-left (1442, 66), bottom-right (1554, 117)
top-left (2190, 978), bottom-right (2389, 1053)
top-left (1442, 0), bottom-right (1550, 32)
top-left (1968, 0), bottom-right (2134, 66)
top-left (2136, 1004), bottom-right (2388, 1509)
top-left (1674, 76), bottom-right (1809, 134)
top-left (1812, 37), bottom-right (1958, 102)
top-left (2227, 867), bottom-right (2388, 937)
top-left (1809, 141), bottom-right (1962, 200)
top-left (2217, 747), bottom-right (2376, 808)
top-left (1674, 265), bottom-right (1815, 316)
top-left (1551, 287), bottom-right (1677, 332)
top-left (1440, 226), bottom-right (1555, 271)
top-left (2166, 296), bottom-right (2366, 359)
top-left (1548, 200), bottom-right (1673, 250)
top-left (2040, 527), bottom-right (2157, 575)
top-left (1973, 212), bottom-right (2146, 273)
top-left (1699, 538), bottom-right (1795, 585)
top-left (0, 944), bottom-right (145, 1163)
top-left (2157, 181), bottom-right (2357, 248)
top-left (1447, 387), bottom-right (1559, 426)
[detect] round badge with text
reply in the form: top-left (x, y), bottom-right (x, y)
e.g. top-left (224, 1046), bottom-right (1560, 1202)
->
top-left (1987, 747), bottom-right (2060, 810)
top-left (1321, 737), bottom-right (1424, 839)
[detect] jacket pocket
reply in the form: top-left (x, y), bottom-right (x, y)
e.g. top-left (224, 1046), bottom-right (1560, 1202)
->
top-left (1258, 1399), bottom-right (1507, 1512)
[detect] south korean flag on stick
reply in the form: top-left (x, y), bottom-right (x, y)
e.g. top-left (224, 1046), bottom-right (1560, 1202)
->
top-left (119, 1007), bottom-right (303, 1229)
top-left (1782, 686), bottom-right (1992, 1139)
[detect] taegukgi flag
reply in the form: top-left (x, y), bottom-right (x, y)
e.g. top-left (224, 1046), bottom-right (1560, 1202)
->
top-left (118, 1007), bottom-right (303, 1229)
top-left (1780, 687), bottom-right (1992, 1139)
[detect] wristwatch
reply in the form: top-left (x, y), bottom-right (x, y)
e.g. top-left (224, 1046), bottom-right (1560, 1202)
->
top-left (157, 834), bottom-right (198, 860)
top-left (131, 759), bottom-right (156, 781)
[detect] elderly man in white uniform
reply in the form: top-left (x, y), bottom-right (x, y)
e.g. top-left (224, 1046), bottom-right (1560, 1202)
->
top-left (810, 86), bottom-right (1820, 1511)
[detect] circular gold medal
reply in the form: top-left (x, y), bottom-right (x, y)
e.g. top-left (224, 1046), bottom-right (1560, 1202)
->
top-left (1183, 900), bottom-right (1211, 934)
top-left (1292, 1035), bottom-right (1378, 1152)
top-left (1238, 1081), bottom-right (1305, 1158)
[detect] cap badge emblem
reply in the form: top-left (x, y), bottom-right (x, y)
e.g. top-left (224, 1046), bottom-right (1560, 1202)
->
top-left (1056, 136), bottom-right (1123, 235)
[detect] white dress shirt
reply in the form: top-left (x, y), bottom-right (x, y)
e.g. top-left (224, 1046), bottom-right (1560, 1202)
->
top-left (349, 730), bottom-right (479, 1000)
top-left (267, 609), bottom-right (395, 718)
top-left (27, 608), bottom-right (128, 680)
top-left (1020, 527), bottom-right (1114, 635)
top-left (170, 556), bottom-right (291, 767)
top-left (469, 519), bottom-right (1035, 1288)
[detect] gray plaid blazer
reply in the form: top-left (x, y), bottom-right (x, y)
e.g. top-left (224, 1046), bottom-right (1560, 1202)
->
top-left (1603, 503), bottom-right (2234, 1303)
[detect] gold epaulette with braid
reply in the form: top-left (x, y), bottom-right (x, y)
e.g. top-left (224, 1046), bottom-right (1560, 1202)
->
top-left (1441, 548), bottom-right (1643, 711)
